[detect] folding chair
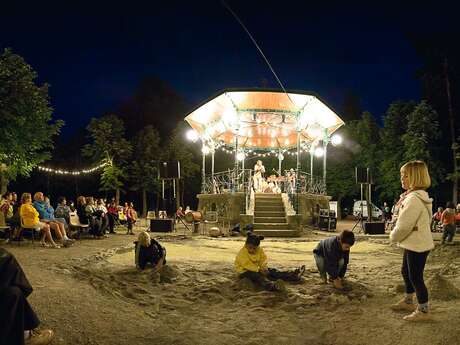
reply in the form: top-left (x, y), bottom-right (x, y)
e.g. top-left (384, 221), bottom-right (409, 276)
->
top-left (0, 212), bottom-right (11, 242)
top-left (69, 212), bottom-right (90, 239)
top-left (19, 217), bottom-right (41, 247)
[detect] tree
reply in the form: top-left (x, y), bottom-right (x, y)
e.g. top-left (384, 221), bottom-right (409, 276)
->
top-left (0, 48), bottom-right (63, 193)
top-left (130, 126), bottom-right (162, 217)
top-left (341, 91), bottom-right (363, 121)
top-left (379, 101), bottom-right (416, 202)
top-left (402, 101), bottom-right (442, 187)
top-left (82, 115), bottom-right (132, 203)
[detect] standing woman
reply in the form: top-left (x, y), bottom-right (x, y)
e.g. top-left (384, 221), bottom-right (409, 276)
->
top-left (390, 161), bottom-right (434, 321)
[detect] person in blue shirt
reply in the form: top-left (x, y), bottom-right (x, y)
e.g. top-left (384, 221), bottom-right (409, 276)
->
top-left (313, 230), bottom-right (355, 289)
top-left (32, 192), bottom-right (73, 247)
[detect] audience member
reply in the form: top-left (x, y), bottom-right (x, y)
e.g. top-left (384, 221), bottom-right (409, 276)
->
top-left (125, 202), bottom-right (137, 235)
top-left (107, 200), bottom-right (118, 234)
top-left (19, 193), bottom-right (59, 248)
top-left (84, 197), bottom-right (104, 238)
top-left (54, 197), bottom-right (72, 224)
top-left (0, 248), bottom-right (55, 345)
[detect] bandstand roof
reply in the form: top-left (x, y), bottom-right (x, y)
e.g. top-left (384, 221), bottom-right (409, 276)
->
top-left (184, 88), bottom-right (345, 150)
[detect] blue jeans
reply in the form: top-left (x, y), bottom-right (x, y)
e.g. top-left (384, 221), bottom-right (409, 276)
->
top-left (314, 254), bottom-right (344, 280)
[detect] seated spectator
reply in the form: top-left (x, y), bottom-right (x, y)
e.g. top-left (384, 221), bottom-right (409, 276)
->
top-left (54, 197), bottom-right (72, 224)
top-left (76, 196), bottom-right (88, 223)
top-left (84, 197), bottom-right (104, 238)
top-left (0, 192), bottom-right (14, 222)
top-left (33, 192), bottom-right (73, 247)
top-left (107, 200), bottom-right (119, 234)
top-left (0, 248), bottom-right (55, 345)
top-left (44, 197), bottom-right (69, 229)
top-left (125, 202), bottom-right (137, 235)
top-left (19, 193), bottom-right (59, 248)
top-left (135, 231), bottom-right (166, 271)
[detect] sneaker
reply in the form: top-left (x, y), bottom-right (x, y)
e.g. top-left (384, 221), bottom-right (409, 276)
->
top-left (390, 298), bottom-right (417, 312)
top-left (403, 309), bottom-right (432, 322)
top-left (26, 329), bottom-right (54, 345)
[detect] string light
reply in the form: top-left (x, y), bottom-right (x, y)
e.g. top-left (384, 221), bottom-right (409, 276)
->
top-left (37, 162), bottom-right (108, 175)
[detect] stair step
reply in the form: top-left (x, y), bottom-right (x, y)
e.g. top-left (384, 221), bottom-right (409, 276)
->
top-left (254, 217), bottom-right (287, 223)
top-left (252, 229), bottom-right (299, 237)
top-left (256, 202), bottom-right (284, 206)
top-left (253, 223), bottom-right (290, 230)
top-left (254, 211), bottom-right (286, 218)
top-left (255, 206), bottom-right (285, 212)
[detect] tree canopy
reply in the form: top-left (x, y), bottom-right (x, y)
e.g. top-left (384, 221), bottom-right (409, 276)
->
top-left (0, 48), bottom-right (63, 192)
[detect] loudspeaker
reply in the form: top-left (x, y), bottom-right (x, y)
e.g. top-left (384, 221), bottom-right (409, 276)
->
top-left (150, 219), bottom-right (174, 232)
top-left (355, 167), bottom-right (367, 184)
top-left (318, 216), bottom-right (337, 231)
top-left (364, 222), bottom-right (385, 234)
top-left (159, 161), bottom-right (181, 179)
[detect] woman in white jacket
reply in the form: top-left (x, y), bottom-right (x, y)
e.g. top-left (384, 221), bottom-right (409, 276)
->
top-left (389, 160), bottom-right (434, 322)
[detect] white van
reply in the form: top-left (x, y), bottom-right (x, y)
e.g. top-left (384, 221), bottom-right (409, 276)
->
top-left (353, 200), bottom-right (383, 220)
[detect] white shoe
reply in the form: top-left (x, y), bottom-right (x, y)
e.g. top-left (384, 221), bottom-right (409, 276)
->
top-left (403, 308), bottom-right (432, 321)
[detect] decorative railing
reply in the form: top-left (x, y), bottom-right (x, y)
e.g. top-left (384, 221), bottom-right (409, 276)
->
top-left (284, 170), bottom-right (326, 213)
top-left (203, 169), bottom-right (253, 195)
top-left (202, 168), bottom-right (325, 214)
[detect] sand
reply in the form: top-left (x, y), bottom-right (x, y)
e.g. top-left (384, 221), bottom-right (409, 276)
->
top-left (3, 224), bottom-right (460, 345)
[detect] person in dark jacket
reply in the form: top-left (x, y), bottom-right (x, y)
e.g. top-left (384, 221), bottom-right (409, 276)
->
top-left (0, 248), bottom-right (54, 345)
top-left (135, 231), bottom-right (166, 271)
top-left (313, 230), bottom-right (355, 289)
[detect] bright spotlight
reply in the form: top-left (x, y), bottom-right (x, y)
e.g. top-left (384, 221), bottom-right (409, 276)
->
top-left (237, 151), bottom-right (246, 161)
top-left (314, 147), bottom-right (324, 157)
top-left (331, 134), bottom-right (343, 146)
top-left (186, 129), bottom-right (199, 142)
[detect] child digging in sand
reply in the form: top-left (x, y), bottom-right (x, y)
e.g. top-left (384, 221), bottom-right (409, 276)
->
top-left (135, 231), bottom-right (166, 272)
top-left (234, 233), bottom-right (305, 292)
top-left (313, 230), bottom-right (355, 290)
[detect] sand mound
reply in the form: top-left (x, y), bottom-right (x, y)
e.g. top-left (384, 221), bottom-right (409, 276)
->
top-left (428, 273), bottom-right (460, 301)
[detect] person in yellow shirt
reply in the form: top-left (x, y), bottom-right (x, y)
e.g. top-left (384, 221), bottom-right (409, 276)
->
top-left (234, 233), bottom-right (305, 292)
top-left (19, 193), bottom-right (59, 248)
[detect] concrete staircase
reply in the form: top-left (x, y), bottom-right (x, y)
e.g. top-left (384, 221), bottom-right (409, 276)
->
top-left (253, 193), bottom-right (298, 237)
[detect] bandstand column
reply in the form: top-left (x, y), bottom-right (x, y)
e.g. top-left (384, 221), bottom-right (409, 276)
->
top-left (233, 132), bottom-right (239, 192)
top-left (296, 129), bottom-right (301, 193)
top-left (201, 144), bottom-right (206, 194)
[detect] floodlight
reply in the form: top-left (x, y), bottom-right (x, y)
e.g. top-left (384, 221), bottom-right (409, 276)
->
top-left (186, 129), bottom-right (199, 142)
top-left (331, 134), bottom-right (343, 146)
top-left (236, 151), bottom-right (245, 161)
top-left (314, 147), bottom-right (324, 157)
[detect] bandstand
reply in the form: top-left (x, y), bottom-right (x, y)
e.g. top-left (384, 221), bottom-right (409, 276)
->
top-left (185, 89), bottom-right (344, 237)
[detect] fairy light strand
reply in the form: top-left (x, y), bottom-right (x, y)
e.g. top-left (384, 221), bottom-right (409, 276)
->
top-left (37, 162), bottom-right (108, 175)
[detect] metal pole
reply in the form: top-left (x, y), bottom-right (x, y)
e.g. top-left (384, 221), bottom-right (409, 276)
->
top-left (310, 146), bottom-right (314, 186)
top-left (296, 130), bottom-right (301, 193)
top-left (234, 133), bottom-right (239, 192)
top-left (201, 145), bottom-right (206, 194)
top-left (211, 145), bottom-right (215, 193)
top-left (278, 148), bottom-right (282, 175)
top-left (323, 142), bottom-right (328, 187)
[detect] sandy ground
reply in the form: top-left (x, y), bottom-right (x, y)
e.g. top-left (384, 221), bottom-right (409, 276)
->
top-left (2, 221), bottom-right (460, 345)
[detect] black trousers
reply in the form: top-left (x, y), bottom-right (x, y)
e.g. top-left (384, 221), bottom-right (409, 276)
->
top-left (401, 249), bottom-right (429, 304)
top-left (0, 286), bottom-right (40, 345)
top-left (108, 213), bottom-right (116, 232)
top-left (0, 249), bottom-right (40, 345)
top-left (240, 268), bottom-right (300, 291)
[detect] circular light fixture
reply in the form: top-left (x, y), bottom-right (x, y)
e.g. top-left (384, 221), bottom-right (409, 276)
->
top-left (236, 151), bottom-right (246, 161)
top-left (331, 134), bottom-right (343, 146)
top-left (314, 147), bottom-right (324, 157)
top-left (186, 129), bottom-right (199, 142)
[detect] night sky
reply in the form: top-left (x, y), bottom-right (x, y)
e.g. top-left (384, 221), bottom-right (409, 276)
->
top-left (1, 2), bottom-right (457, 137)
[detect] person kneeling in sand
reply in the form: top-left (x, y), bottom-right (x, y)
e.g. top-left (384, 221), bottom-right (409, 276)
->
top-left (234, 233), bottom-right (305, 292)
top-left (313, 230), bottom-right (355, 290)
top-left (135, 231), bottom-right (166, 272)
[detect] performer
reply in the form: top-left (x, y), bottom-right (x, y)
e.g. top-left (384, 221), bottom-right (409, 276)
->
top-left (287, 168), bottom-right (296, 193)
top-left (253, 160), bottom-right (266, 192)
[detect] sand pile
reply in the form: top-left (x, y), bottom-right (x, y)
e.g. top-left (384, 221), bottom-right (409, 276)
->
top-left (427, 273), bottom-right (460, 301)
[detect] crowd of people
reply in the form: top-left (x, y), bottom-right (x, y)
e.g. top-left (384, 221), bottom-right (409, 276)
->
top-left (0, 191), bottom-right (138, 248)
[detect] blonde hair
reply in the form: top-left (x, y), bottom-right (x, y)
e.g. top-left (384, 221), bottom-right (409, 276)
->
top-left (400, 160), bottom-right (431, 190)
top-left (137, 231), bottom-right (151, 247)
top-left (21, 192), bottom-right (32, 204)
top-left (33, 191), bottom-right (43, 201)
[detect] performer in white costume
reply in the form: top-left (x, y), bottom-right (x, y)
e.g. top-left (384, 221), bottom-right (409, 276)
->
top-left (253, 160), bottom-right (265, 192)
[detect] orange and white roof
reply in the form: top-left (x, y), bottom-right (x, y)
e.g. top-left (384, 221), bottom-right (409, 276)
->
top-left (185, 89), bottom-right (344, 149)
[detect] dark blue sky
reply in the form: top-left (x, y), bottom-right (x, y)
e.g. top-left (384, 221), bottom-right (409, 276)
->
top-left (1, 2), bottom-right (456, 136)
